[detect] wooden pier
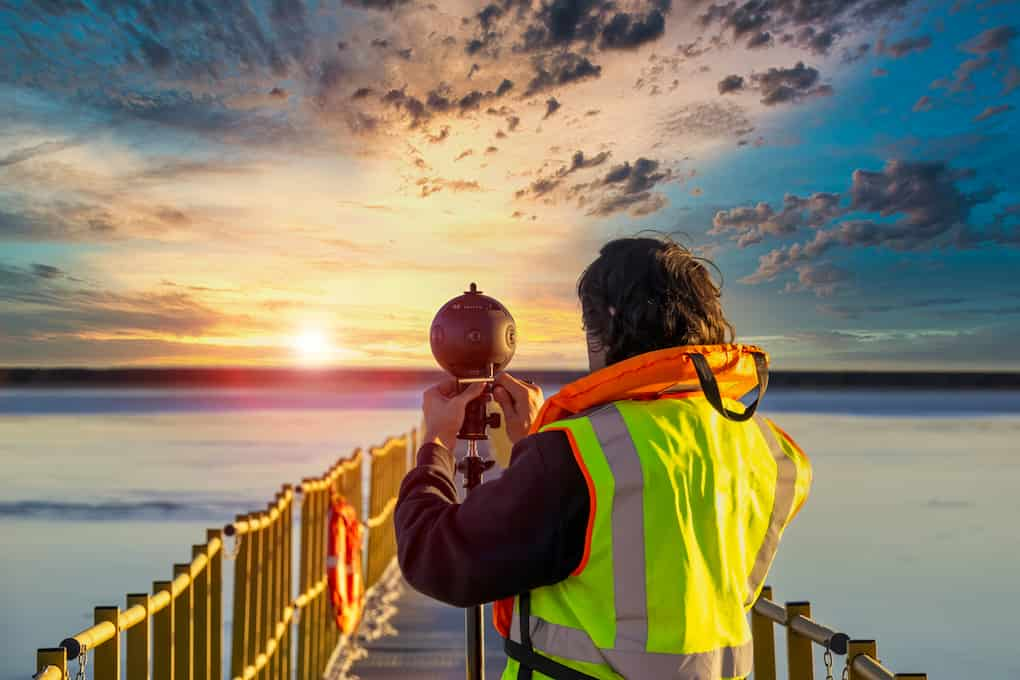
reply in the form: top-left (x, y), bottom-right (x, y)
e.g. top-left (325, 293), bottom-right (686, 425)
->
top-left (344, 579), bottom-right (506, 680)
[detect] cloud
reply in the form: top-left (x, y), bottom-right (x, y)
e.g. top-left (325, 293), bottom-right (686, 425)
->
top-left (524, 52), bottom-right (603, 96)
top-left (913, 95), bottom-right (933, 112)
top-left (933, 25), bottom-right (1018, 94)
top-left (783, 262), bottom-right (852, 297)
top-left (712, 192), bottom-right (843, 246)
top-left (698, 0), bottom-right (912, 56)
top-left (599, 9), bottom-right (668, 49)
top-left (416, 177), bottom-right (483, 197)
top-left (879, 34), bottom-right (932, 57)
top-left (718, 74), bottom-right (745, 94)
top-left (738, 160), bottom-right (1003, 284)
top-left (513, 0), bottom-right (671, 53)
top-left (543, 97), bottom-right (562, 119)
top-left (973, 104), bottom-right (1014, 122)
top-left (0, 138), bottom-right (82, 167)
top-left (659, 101), bottom-right (753, 140)
top-left (749, 62), bottom-right (833, 106)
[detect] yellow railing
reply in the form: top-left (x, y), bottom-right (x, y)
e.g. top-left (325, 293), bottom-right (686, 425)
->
top-left (752, 586), bottom-right (927, 679)
top-left (34, 429), bottom-right (414, 680)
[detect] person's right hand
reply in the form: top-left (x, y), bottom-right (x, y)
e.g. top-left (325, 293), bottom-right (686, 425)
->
top-left (492, 372), bottom-right (544, 445)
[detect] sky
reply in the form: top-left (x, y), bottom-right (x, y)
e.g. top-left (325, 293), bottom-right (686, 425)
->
top-left (1, 0), bottom-right (1018, 371)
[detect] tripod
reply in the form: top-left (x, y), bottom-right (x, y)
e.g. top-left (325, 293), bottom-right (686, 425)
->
top-left (455, 377), bottom-right (500, 680)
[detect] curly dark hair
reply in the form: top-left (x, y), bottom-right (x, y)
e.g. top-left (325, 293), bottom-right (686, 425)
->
top-left (577, 235), bottom-right (735, 366)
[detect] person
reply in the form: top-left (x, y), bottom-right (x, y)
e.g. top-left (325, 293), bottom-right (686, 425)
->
top-left (394, 235), bottom-right (812, 680)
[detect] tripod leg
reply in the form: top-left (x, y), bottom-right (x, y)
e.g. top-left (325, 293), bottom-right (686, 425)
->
top-left (465, 604), bottom-right (485, 680)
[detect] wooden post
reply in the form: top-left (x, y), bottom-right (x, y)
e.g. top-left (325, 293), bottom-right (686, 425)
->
top-left (297, 486), bottom-right (311, 680)
top-left (192, 546), bottom-right (211, 680)
top-left (207, 529), bottom-right (223, 680)
top-left (848, 640), bottom-right (878, 680)
top-left (94, 607), bottom-right (120, 680)
top-left (127, 594), bottom-right (150, 680)
top-left (751, 586), bottom-right (777, 680)
top-left (174, 564), bottom-right (193, 680)
top-left (786, 601), bottom-right (813, 680)
top-left (266, 499), bottom-right (280, 680)
top-left (230, 516), bottom-right (251, 680)
top-left (153, 581), bottom-right (174, 680)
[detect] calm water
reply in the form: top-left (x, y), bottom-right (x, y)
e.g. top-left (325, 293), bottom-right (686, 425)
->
top-left (2, 387), bottom-right (1019, 679)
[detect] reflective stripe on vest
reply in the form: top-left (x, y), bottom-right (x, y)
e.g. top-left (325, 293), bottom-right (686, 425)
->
top-left (507, 400), bottom-right (803, 679)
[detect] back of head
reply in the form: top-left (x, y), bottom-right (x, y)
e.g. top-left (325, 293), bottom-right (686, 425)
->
top-left (577, 235), bottom-right (734, 367)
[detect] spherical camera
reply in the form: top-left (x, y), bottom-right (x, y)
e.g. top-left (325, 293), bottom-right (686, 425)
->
top-left (429, 283), bottom-right (516, 380)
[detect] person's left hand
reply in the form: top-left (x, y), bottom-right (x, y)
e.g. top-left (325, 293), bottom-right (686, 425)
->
top-left (421, 380), bottom-right (486, 451)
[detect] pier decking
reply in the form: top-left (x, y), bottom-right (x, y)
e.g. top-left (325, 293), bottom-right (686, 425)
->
top-left (345, 580), bottom-right (506, 680)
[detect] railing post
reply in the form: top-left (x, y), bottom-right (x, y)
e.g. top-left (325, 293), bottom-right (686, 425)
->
top-left (153, 581), bottom-right (174, 680)
top-left (207, 529), bottom-right (223, 680)
top-left (266, 498), bottom-right (280, 680)
top-left (94, 606), bottom-right (120, 680)
top-left (174, 563), bottom-right (194, 680)
top-left (751, 586), bottom-right (777, 680)
top-left (127, 594), bottom-right (150, 680)
top-left (848, 640), bottom-right (877, 680)
top-left (309, 488), bottom-right (324, 677)
top-left (282, 490), bottom-right (294, 680)
top-left (257, 511), bottom-right (271, 680)
top-left (230, 515), bottom-right (251, 680)
top-left (297, 484), bottom-right (311, 680)
top-left (785, 601), bottom-right (813, 680)
top-left (37, 648), bottom-right (67, 679)
top-left (248, 516), bottom-right (264, 677)
top-left (192, 546), bottom-right (211, 680)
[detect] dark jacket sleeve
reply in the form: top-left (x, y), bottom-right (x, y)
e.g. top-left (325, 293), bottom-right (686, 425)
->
top-left (394, 430), bottom-right (590, 607)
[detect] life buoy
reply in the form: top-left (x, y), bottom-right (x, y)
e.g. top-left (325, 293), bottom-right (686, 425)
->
top-left (326, 493), bottom-right (364, 635)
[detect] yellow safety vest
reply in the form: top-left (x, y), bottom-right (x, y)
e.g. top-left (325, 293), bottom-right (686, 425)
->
top-left (495, 345), bottom-right (812, 680)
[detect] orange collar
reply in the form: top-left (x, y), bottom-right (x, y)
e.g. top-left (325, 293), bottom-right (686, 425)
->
top-left (529, 344), bottom-right (769, 433)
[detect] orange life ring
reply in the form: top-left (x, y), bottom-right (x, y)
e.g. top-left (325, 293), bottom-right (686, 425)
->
top-left (327, 493), bottom-right (364, 635)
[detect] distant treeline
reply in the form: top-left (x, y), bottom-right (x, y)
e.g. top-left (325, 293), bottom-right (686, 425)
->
top-left (2, 367), bottom-right (1019, 390)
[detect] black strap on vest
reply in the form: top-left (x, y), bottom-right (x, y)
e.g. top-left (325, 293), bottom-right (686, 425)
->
top-left (506, 591), bottom-right (600, 680)
top-left (689, 351), bottom-right (769, 422)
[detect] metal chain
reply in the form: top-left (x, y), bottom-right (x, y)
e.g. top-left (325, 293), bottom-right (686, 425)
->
top-left (75, 644), bottom-right (87, 680)
top-left (842, 652), bottom-right (851, 680)
top-left (823, 646), bottom-right (834, 680)
top-left (223, 533), bottom-right (241, 560)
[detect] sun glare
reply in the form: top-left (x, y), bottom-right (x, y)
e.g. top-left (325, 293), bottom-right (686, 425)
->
top-left (291, 329), bottom-right (332, 365)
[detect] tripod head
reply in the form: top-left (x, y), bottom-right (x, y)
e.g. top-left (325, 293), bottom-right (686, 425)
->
top-left (429, 283), bottom-right (516, 440)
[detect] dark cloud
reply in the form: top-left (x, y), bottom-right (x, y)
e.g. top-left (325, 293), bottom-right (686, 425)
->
top-left (746, 31), bottom-right (773, 49)
top-left (351, 87), bottom-right (373, 99)
top-left (485, 145), bottom-right (499, 154)
top-left (342, 0), bottom-right (412, 9)
top-left (515, 177), bottom-right (562, 199)
top-left (718, 74), bottom-right (745, 94)
top-left (964, 25), bottom-right (1018, 53)
top-left (974, 104), bottom-right (1013, 122)
top-left (738, 160), bottom-right (1003, 284)
top-left (698, 0), bottom-right (912, 56)
top-left (543, 97), bottom-right (562, 119)
top-left (749, 62), bottom-right (832, 106)
top-left (879, 34), bottom-right (932, 58)
top-left (371, 38), bottom-right (390, 48)
top-left (269, 87), bottom-right (288, 99)
top-left (524, 52), bottom-right (602, 96)
top-left (913, 95), bottom-right (933, 112)
top-left (599, 9), bottom-right (667, 49)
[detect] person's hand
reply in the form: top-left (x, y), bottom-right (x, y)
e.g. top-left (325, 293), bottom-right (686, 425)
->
top-left (421, 380), bottom-right (486, 451)
top-left (492, 372), bottom-right (544, 445)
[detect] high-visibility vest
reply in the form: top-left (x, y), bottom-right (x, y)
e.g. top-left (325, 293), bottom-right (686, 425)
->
top-left (495, 344), bottom-right (812, 680)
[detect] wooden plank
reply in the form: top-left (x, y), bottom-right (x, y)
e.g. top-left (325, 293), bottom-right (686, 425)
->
top-left (343, 580), bottom-right (506, 680)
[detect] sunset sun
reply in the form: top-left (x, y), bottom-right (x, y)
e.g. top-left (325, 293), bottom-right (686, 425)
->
top-left (291, 329), bottom-right (332, 365)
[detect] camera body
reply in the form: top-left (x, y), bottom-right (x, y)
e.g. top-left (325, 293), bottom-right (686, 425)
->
top-left (429, 283), bottom-right (516, 440)
top-left (429, 283), bottom-right (516, 380)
